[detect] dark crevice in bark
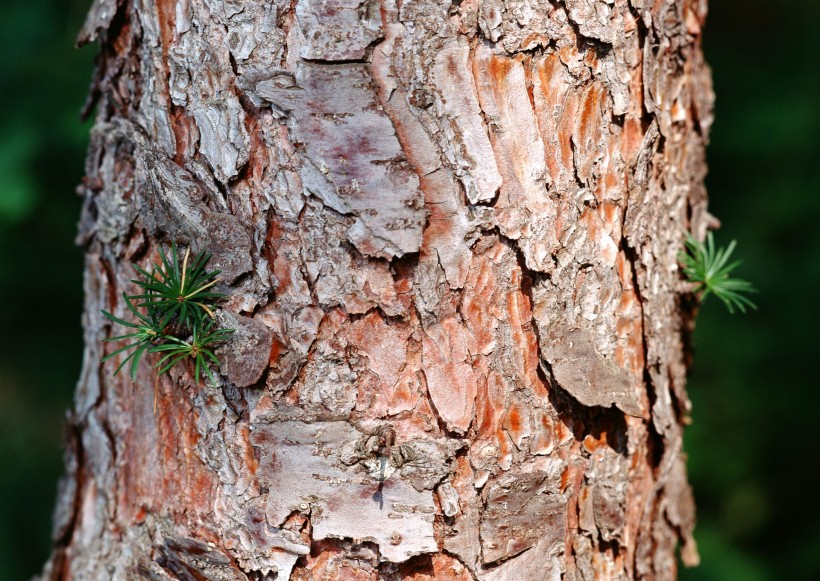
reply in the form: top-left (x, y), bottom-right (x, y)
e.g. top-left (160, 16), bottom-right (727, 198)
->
top-left (204, 165), bottom-right (232, 203)
top-left (300, 57), bottom-right (369, 65)
top-left (655, 133), bottom-right (667, 161)
top-left (666, 366), bottom-right (688, 428)
top-left (567, 129), bottom-right (589, 191)
top-left (54, 418), bottom-right (84, 548)
top-left (80, 52), bottom-right (105, 122)
top-left (620, 239), bottom-right (667, 469)
top-left (601, 537), bottom-right (622, 561)
top-left (678, 200), bottom-right (700, 372)
top-left (555, 0), bottom-right (606, 51)
top-left (226, 270), bottom-right (254, 294)
top-left (344, 304), bottom-right (406, 326)
top-left (585, 407), bottom-right (629, 455)
top-left (556, 398), bottom-right (621, 456)
top-left (221, 381), bottom-right (250, 421)
top-left (645, 413), bottom-right (665, 475)
top-left (537, 356), bottom-right (580, 435)
top-left (227, 158), bottom-right (252, 193)
top-left (390, 248), bottom-right (421, 292)
top-left (227, 50), bottom-right (239, 77)
top-left (381, 553), bottom-right (436, 578)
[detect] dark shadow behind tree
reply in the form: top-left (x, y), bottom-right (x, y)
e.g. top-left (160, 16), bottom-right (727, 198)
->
top-left (0, 1), bottom-right (91, 578)
top-left (682, 2), bottom-right (820, 580)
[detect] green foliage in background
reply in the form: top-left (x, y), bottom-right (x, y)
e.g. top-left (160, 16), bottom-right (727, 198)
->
top-left (0, 1), bottom-right (92, 578)
top-left (1, 0), bottom-right (819, 580)
top-left (681, 1), bottom-right (820, 580)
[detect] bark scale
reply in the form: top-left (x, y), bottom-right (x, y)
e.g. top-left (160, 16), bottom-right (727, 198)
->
top-left (43, 0), bottom-right (713, 579)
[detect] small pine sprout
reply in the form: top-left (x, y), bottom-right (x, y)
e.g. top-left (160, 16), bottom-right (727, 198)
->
top-left (150, 318), bottom-right (236, 385)
top-left (128, 243), bottom-right (224, 334)
top-left (101, 243), bottom-right (234, 385)
top-left (679, 232), bottom-right (757, 314)
top-left (101, 293), bottom-right (168, 382)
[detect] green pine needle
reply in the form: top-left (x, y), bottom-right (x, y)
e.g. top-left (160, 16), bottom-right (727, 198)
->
top-left (679, 232), bottom-right (757, 314)
top-left (101, 293), bottom-right (167, 381)
top-left (100, 244), bottom-right (234, 384)
top-left (128, 243), bottom-right (224, 334)
top-left (150, 318), bottom-right (235, 385)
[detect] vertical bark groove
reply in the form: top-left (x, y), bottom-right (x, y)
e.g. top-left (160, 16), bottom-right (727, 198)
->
top-left (43, 0), bottom-right (712, 579)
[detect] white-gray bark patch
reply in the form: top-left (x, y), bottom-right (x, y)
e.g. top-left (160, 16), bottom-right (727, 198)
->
top-left (296, 0), bottom-right (383, 61)
top-left (257, 63), bottom-right (426, 259)
top-left (432, 38), bottom-right (503, 205)
top-left (251, 421), bottom-right (438, 563)
top-left (168, 25), bottom-right (250, 184)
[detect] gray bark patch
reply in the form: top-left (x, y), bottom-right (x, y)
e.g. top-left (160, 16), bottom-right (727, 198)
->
top-left (479, 464), bottom-right (566, 564)
top-left (543, 326), bottom-right (643, 417)
top-left (218, 312), bottom-right (273, 388)
top-left (252, 421), bottom-right (438, 563)
top-left (258, 63), bottom-right (426, 259)
top-left (142, 154), bottom-right (253, 284)
top-left (296, 0), bottom-right (383, 61)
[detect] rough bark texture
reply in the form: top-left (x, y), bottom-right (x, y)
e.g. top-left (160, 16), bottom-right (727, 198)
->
top-left (43, 0), bottom-right (713, 579)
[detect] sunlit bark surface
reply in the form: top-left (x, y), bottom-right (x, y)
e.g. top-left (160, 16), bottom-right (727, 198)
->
top-left (42, 0), bottom-right (713, 579)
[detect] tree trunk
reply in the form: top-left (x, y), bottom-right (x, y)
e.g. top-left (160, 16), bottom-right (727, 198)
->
top-left (42, 0), bottom-right (713, 579)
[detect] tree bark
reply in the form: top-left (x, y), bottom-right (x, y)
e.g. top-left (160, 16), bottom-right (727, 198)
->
top-left (42, 0), bottom-right (713, 579)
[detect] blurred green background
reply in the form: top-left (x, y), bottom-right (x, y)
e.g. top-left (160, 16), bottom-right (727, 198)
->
top-left (0, 0), bottom-right (817, 579)
top-left (0, 0), bottom-right (92, 579)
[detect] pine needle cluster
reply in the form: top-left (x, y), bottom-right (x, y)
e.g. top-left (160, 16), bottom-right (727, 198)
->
top-left (101, 244), bottom-right (234, 384)
top-left (679, 232), bottom-right (757, 314)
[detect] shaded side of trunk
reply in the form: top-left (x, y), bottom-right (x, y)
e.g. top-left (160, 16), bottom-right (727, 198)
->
top-left (43, 0), bottom-right (712, 579)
